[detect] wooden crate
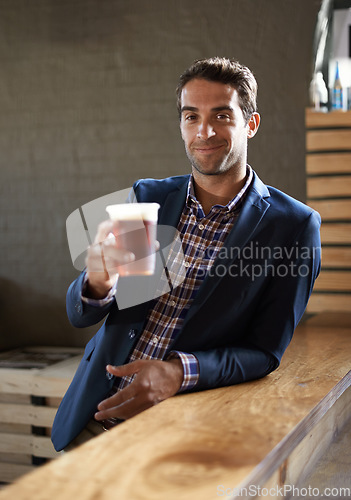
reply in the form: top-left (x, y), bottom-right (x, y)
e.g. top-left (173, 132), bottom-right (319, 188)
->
top-left (306, 109), bottom-right (351, 313)
top-left (0, 346), bottom-right (82, 483)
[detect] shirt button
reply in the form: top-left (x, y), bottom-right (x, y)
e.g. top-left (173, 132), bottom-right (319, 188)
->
top-left (198, 224), bottom-right (205, 230)
top-left (184, 261), bottom-right (190, 268)
top-left (170, 300), bottom-right (176, 307)
top-left (128, 329), bottom-right (137, 339)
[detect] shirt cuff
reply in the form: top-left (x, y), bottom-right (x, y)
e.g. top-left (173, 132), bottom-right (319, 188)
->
top-left (167, 351), bottom-right (200, 392)
top-left (81, 273), bottom-right (118, 306)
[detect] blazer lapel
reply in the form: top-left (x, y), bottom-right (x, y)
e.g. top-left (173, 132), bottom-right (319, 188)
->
top-left (158, 176), bottom-right (189, 228)
top-left (184, 172), bottom-right (271, 318)
top-left (153, 176), bottom-right (189, 288)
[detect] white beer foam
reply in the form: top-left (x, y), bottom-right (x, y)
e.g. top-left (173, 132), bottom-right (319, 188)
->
top-left (106, 203), bottom-right (160, 222)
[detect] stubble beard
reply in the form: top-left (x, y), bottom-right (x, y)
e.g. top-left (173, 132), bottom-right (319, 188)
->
top-left (185, 144), bottom-right (242, 177)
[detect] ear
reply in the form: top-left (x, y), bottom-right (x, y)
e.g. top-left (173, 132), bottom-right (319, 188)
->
top-left (247, 112), bottom-right (260, 139)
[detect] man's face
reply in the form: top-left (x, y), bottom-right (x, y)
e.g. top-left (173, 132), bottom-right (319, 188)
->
top-left (180, 78), bottom-right (256, 178)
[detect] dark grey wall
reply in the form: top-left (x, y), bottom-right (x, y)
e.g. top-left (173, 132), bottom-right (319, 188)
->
top-left (0, 0), bottom-right (321, 349)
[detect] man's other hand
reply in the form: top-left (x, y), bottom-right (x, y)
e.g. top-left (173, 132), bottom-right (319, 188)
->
top-left (94, 359), bottom-right (184, 420)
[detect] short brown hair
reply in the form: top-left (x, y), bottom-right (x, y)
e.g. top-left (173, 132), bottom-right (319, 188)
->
top-left (176, 57), bottom-right (258, 123)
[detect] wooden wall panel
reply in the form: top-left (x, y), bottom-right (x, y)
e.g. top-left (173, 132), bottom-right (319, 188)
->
top-left (313, 271), bottom-right (351, 292)
top-left (321, 247), bottom-right (351, 267)
top-left (307, 293), bottom-right (351, 313)
top-left (307, 199), bottom-right (351, 220)
top-left (306, 153), bottom-right (351, 174)
top-left (306, 109), bottom-right (351, 313)
top-left (307, 176), bottom-right (351, 198)
top-left (306, 130), bottom-right (351, 152)
top-left (320, 223), bottom-right (351, 243)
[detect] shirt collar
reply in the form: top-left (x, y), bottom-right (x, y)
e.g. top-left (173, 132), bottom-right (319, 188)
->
top-left (186, 165), bottom-right (253, 215)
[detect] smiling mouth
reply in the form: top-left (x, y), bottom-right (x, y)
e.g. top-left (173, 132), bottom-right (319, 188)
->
top-left (194, 145), bottom-right (224, 154)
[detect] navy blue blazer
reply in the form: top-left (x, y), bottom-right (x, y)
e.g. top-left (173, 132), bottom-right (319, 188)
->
top-left (51, 171), bottom-right (321, 451)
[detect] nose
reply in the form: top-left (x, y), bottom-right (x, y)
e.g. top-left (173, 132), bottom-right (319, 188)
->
top-left (196, 120), bottom-right (216, 140)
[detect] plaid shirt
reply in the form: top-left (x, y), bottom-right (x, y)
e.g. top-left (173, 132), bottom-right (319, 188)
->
top-left (83, 167), bottom-right (253, 412)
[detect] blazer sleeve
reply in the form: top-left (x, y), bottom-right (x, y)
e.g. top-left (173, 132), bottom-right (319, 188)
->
top-left (190, 209), bottom-right (322, 391)
top-left (66, 272), bottom-right (116, 328)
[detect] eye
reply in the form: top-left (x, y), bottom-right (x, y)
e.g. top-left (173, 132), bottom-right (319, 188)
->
top-left (216, 114), bottom-right (230, 120)
top-left (184, 114), bottom-right (197, 121)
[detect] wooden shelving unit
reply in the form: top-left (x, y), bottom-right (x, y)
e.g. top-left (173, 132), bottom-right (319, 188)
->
top-left (306, 108), bottom-right (351, 313)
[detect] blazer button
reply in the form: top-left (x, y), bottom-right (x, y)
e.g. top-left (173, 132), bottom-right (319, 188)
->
top-left (128, 329), bottom-right (137, 339)
top-left (106, 371), bottom-right (114, 381)
top-left (75, 303), bottom-right (82, 314)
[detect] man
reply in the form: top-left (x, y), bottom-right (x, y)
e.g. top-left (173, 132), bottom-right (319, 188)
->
top-left (52, 57), bottom-right (321, 452)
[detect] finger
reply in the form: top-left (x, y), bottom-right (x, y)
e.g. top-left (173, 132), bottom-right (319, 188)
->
top-left (87, 241), bottom-right (135, 274)
top-left (95, 381), bottom-right (138, 415)
top-left (93, 220), bottom-right (115, 245)
top-left (106, 359), bottom-right (150, 377)
top-left (95, 398), bottom-right (152, 421)
top-left (101, 245), bottom-right (135, 267)
top-left (96, 362), bottom-right (147, 412)
top-left (97, 391), bottom-right (131, 411)
top-left (105, 360), bottom-right (145, 378)
top-left (95, 374), bottom-right (156, 420)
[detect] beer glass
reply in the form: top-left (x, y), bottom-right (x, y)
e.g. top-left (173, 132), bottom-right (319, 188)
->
top-left (106, 203), bottom-right (160, 276)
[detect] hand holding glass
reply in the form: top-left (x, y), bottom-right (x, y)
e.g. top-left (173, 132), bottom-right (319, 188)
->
top-left (105, 203), bottom-right (160, 276)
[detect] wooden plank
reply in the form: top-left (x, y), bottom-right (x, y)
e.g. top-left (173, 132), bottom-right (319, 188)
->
top-left (0, 453), bottom-right (32, 465)
top-left (0, 347), bottom-right (78, 484)
top-left (0, 434), bottom-right (58, 459)
top-left (0, 463), bottom-right (34, 483)
top-left (0, 394), bottom-right (31, 404)
top-left (31, 354), bottom-right (83, 398)
top-left (32, 436), bottom-right (59, 459)
top-left (0, 369), bottom-right (37, 395)
top-left (320, 223), bottom-right (351, 243)
top-left (0, 423), bottom-right (31, 435)
top-left (0, 347), bottom-right (82, 369)
top-left (306, 109), bottom-right (351, 128)
top-left (314, 271), bottom-right (351, 291)
top-left (306, 130), bottom-right (351, 152)
top-left (45, 397), bottom-right (62, 408)
top-left (307, 199), bottom-right (351, 220)
top-left (321, 246), bottom-right (351, 267)
top-left (256, 385), bottom-right (351, 494)
top-left (240, 377), bottom-right (351, 494)
top-left (0, 404), bottom-right (57, 428)
top-left (306, 109), bottom-right (351, 314)
top-left (304, 312), bottom-right (351, 328)
top-left (307, 175), bottom-right (351, 198)
top-left (306, 153), bottom-right (351, 174)
top-left (307, 293), bottom-right (351, 313)
top-left (22, 347), bottom-right (82, 355)
top-left (0, 325), bottom-right (350, 500)
top-left (0, 354), bottom-right (82, 397)
top-left (0, 434), bottom-right (34, 455)
top-left (0, 434), bottom-right (33, 455)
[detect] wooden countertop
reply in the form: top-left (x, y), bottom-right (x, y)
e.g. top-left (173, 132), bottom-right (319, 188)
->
top-left (0, 316), bottom-right (350, 500)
